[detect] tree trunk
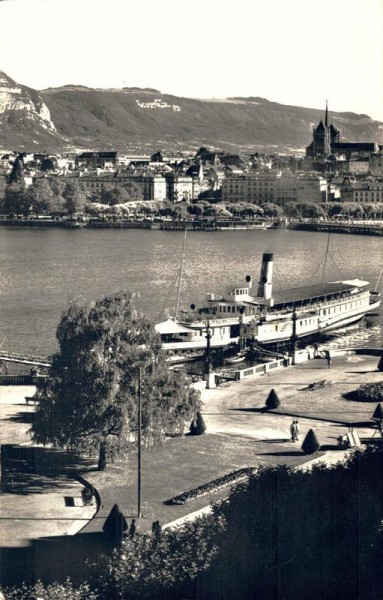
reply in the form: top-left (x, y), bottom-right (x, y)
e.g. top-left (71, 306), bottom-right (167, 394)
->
top-left (98, 441), bottom-right (107, 471)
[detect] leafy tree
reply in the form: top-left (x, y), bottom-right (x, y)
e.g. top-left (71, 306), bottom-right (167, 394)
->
top-left (364, 203), bottom-right (383, 219)
top-left (296, 201), bottom-right (326, 219)
top-left (62, 181), bottom-right (88, 215)
top-left (265, 388), bottom-right (281, 409)
top-left (32, 292), bottom-right (200, 470)
top-left (100, 187), bottom-right (132, 206)
top-left (260, 202), bottom-right (283, 218)
top-left (201, 450), bottom-right (383, 599)
top-left (25, 178), bottom-right (54, 215)
top-left (238, 203), bottom-right (263, 219)
top-left (327, 202), bottom-right (345, 218)
top-left (41, 157), bottom-right (57, 172)
top-left (190, 411), bottom-right (206, 435)
top-left (8, 155), bottom-right (25, 185)
top-left (343, 202), bottom-right (364, 218)
top-left (89, 515), bottom-right (224, 599)
top-left (3, 183), bottom-right (30, 216)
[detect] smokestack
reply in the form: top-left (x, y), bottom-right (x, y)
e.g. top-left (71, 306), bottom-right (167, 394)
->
top-left (257, 253), bottom-right (274, 302)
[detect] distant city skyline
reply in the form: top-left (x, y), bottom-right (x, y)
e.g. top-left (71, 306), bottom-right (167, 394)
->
top-left (0, 0), bottom-right (382, 121)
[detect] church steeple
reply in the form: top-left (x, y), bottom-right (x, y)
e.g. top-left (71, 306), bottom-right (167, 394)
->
top-left (325, 99), bottom-right (328, 128)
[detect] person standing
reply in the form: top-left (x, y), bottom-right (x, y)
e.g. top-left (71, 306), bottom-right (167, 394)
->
top-left (283, 352), bottom-right (289, 367)
top-left (326, 351), bottom-right (332, 368)
top-left (290, 420), bottom-right (297, 442)
top-left (129, 519), bottom-right (136, 537)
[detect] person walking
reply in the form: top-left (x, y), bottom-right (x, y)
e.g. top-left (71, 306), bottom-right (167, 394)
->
top-left (326, 350), bottom-right (332, 368)
top-left (283, 352), bottom-right (289, 367)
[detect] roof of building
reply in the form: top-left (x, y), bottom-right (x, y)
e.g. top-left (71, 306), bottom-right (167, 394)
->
top-left (77, 152), bottom-right (118, 160)
top-left (332, 143), bottom-right (378, 152)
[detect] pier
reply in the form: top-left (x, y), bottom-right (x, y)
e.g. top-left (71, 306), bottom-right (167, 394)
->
top-left (291, 220), bottom-right (383, 237)
top-left (0, 351), bottom-right (51, 369)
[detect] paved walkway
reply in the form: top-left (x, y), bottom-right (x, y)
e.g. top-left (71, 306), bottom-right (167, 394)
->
top-left (0, 351), bottom-right (382, 545)
top-left (0, 386), bottom-right (97, 547)
top-left (202, 352), bottom-right (383, 449)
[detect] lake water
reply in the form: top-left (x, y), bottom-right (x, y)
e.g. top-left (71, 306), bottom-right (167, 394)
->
top-left (0, 227), bottom-right (382, 356)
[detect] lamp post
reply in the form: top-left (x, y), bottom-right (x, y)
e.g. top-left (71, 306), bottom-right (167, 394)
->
top-left (291, 308), bottom-right (298, 364)
top-left (204, 321), bottom-right (212, 375)
top-left (137, 366), bottom-right (142, 518)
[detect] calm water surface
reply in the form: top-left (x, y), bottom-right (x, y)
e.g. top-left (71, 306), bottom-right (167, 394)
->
top-left (0, 227), bottom-right (382, 355)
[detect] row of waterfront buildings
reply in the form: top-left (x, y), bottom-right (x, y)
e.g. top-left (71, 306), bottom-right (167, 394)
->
top-left (1, 105), bottom-right (383, 207)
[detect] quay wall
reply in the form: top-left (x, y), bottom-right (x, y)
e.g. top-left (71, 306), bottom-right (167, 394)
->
top-left (233, 346), bottom-right (383, 381)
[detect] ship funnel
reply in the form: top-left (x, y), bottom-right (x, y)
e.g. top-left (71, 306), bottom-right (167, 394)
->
top-left (257, 253), bottom-right (274, 302)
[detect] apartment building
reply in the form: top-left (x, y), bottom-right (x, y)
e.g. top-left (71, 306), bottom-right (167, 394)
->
top-left (222, 171), bottom-right (328, 205)
top-left (165, 174), bottom-right (193, 202)
top-left (221, 173), bottom-right (275, 203)
top-left (77, 172), bottom-right (167, 201)
top-left (296, 174), bottom-right (328, 203)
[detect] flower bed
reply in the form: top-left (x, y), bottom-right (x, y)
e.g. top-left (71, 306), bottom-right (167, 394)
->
top-left (164, 467), bottom-right (255, 505)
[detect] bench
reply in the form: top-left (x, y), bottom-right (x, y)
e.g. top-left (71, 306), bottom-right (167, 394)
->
top-left (25, 396), bottom-right (38, 405)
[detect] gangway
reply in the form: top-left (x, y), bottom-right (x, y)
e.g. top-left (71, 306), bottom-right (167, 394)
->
top-left (0, 350), bottom-right (51, 369)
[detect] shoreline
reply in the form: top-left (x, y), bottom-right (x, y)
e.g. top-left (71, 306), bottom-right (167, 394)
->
top-left (1, 218), bottom-right (383, 236)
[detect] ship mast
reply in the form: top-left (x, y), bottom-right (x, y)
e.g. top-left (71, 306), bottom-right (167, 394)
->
top-left (175, 228), bottom-right (187, 318)
top-left (321, 232), bottom-right (331, 287)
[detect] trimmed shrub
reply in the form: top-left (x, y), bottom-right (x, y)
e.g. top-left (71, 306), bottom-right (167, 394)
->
top-left (190, 411), bottom-right (206, 435)
top-left (301, 429), bottom-right (320, 454)
top-left (372, 403), bottom-right (383, 420)
top-left (265, 388), bottom-right (281, 410)
top-left (357, 382), bottom-right (383, 403)
top-left (165, 467), bottom-right (254, 505)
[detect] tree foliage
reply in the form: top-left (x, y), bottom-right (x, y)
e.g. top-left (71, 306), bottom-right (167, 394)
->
top-left (260, 202), bottom-right (282, 217)
top-left (197, 448), bottom-right (383, 599)
top-left (8, 155), bottom-right (25, 185)
top-left (4, 579), bottom-right (98, 600)
top-left (25, 178), bottom-right (55, 214)
top-left (2, 183), bottom-right (30, 215)
top-left (62, 181), bottom-right (88, 214)
top-left (32, 292), bottom-right (200, 469)
top-left (89, 515), bottom-right (225, 599)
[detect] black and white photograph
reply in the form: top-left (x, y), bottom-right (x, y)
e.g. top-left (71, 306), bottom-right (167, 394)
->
top-left (0, 0), bottom-right (382, 598)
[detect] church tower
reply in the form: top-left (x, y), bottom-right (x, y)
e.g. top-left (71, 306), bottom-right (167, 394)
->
top-left (306, 101), bottom-right (333, 158)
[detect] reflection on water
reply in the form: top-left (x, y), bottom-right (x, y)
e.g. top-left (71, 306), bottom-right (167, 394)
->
top-left (0, 228), bottom-right (381, 355)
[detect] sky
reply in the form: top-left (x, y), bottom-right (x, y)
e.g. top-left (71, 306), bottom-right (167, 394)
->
top-left (0, 0), bottom-right (383, 120)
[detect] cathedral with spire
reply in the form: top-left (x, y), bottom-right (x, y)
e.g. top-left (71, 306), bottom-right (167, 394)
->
top-left (306, 101), bottom-right (378, 159)
top-left (306, 101), bottom-right (340, 158)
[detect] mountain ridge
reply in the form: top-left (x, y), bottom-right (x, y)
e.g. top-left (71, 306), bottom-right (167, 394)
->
top-left (0, 70), bottom-right (382, 153)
